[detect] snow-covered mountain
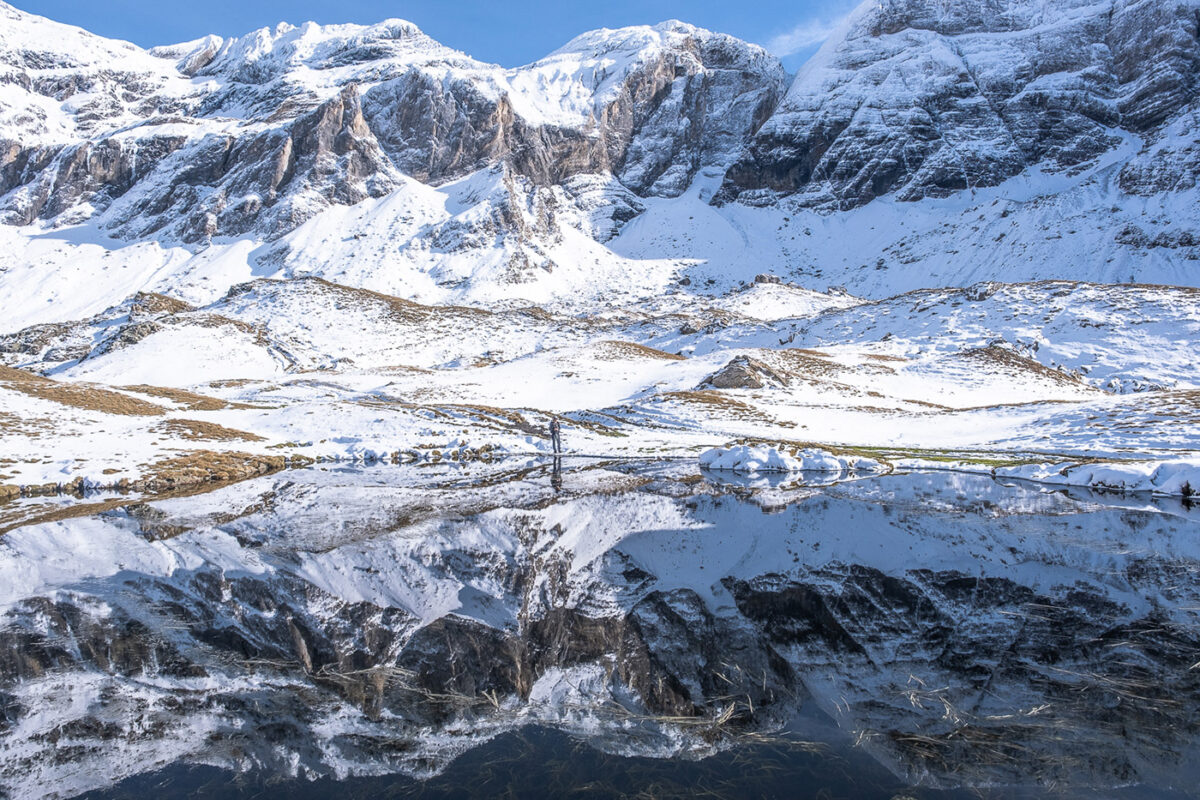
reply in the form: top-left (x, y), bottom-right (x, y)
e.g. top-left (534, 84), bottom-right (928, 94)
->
top-left (721, 0), bottom-right (1200, 208)
top-left (3, 7), bottom-right (1200, 794)
top-left (0, 2), bottom-right (785, 244)
top-left (1, 0), bottom-right (1199, 320)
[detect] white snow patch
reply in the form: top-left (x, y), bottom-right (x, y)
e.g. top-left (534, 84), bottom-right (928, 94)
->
top-left (700, 444), bottom-right (883, 474)
top-left (997, 459), bottom-right (1200, 497)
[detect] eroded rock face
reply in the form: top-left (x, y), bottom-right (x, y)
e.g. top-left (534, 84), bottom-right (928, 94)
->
top-left (609, 29), bottom-right (787, 197)
top-left (719, 0), bottom-right (1200, 208)
top-left (3, 0), bottom-right (1199, 246)
top-left (0, 11), bottom-right (785, 243)
top-left (363, 23), bottom-right (787, 197)
top-left (4, 84), bottom-right (404, 242)
top-left (1119, 102), bottom-right (1200, 195)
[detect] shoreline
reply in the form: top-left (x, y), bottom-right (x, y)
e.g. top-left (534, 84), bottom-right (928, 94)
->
top-left (4, 448), bottom-right (1197, 537)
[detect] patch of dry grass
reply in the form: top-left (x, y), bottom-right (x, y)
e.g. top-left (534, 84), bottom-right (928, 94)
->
top-left (130, 292), bottom-right (194, 317)
top-left (761, 349), bottom-right (841, 378)
top-left (139, 450), bottom-right (286, 493)
top-left (153, 419), bottom-right (265, 442)
top-left (376, 364), bottom-right (433, 375)
top-left (178, 312), bottom-right (262, 336)
top-left (0, 409), bottom-right (58, 437)
top-left (120, 384), bottom-right (230, 411)
top-left (595, 341), bottom-right (686, 361)
top-left (0, 497), bottom-right (131, 534)
top-left (0, 365), bottom-right (51, 383)
top-left (436, 404), bottom-right (542, 436)
top-left (1, 373), bottom-right (165, 416)
top-left (515, 305), bottom-right (556, 322)
top-left (0, 451), bottom-right (289, 534)
top-left (659, 390), bottom-right (777, 423)
top-left (296, 277), bottom-right (491, 325)
top-left (957, 346), bottom-right (1086, 388)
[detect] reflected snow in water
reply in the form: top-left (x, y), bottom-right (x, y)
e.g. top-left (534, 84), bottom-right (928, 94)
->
top-left (0, 460), bottom-right (1197, 799)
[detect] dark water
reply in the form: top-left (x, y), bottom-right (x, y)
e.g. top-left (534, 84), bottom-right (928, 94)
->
top-left (0, 460), bottom-right (1197, 800)
top-left (82, 725), bottom-right (949, 800)
top-left (78, 723), bottom-right (1197, 800)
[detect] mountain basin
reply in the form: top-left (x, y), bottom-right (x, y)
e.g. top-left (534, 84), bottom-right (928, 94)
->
top-left (0, 459), bottom-right (1196, 799)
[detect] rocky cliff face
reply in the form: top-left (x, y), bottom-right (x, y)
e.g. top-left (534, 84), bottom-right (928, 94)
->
top-left (719, 0), bottom-right (1200, 208)
top-left (362, 24), bottom-right (785, 197)
top-left (0, 6), bottom-right (785, 243)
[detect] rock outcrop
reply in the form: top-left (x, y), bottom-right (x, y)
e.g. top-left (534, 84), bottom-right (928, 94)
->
top-left (700, 355), bottom-right (789, 389)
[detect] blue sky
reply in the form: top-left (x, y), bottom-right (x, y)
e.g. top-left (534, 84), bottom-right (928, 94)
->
top-left (15, 0), bottom-right (857, 70)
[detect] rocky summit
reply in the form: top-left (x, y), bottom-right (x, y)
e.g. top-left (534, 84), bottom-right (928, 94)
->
top-left (0, 7), bottom-right (786, 244)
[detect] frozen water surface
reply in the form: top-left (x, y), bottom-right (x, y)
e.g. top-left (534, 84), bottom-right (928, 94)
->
top-left (0, 460), bottom-right (1197, 799)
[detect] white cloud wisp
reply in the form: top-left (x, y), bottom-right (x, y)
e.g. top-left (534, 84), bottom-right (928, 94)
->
top-left (766, 17), bottom-right (842, 56)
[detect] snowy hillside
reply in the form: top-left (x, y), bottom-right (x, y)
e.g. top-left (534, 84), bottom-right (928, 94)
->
top-left (0, 0), bottom-right (1199, 503)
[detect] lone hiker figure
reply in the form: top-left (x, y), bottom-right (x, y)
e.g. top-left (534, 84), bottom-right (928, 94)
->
top-left (549, 418), bottom-right (562, 454)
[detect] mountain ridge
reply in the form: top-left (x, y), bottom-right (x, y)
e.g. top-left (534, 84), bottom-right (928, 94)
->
top-left (0, 3), bottom-right (787, 245)
top-left (0, 0), bottom-right (1198, 324)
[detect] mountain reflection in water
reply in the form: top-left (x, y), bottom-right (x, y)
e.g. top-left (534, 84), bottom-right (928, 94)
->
top-left (0, 460), bottom-right (1196, 800)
